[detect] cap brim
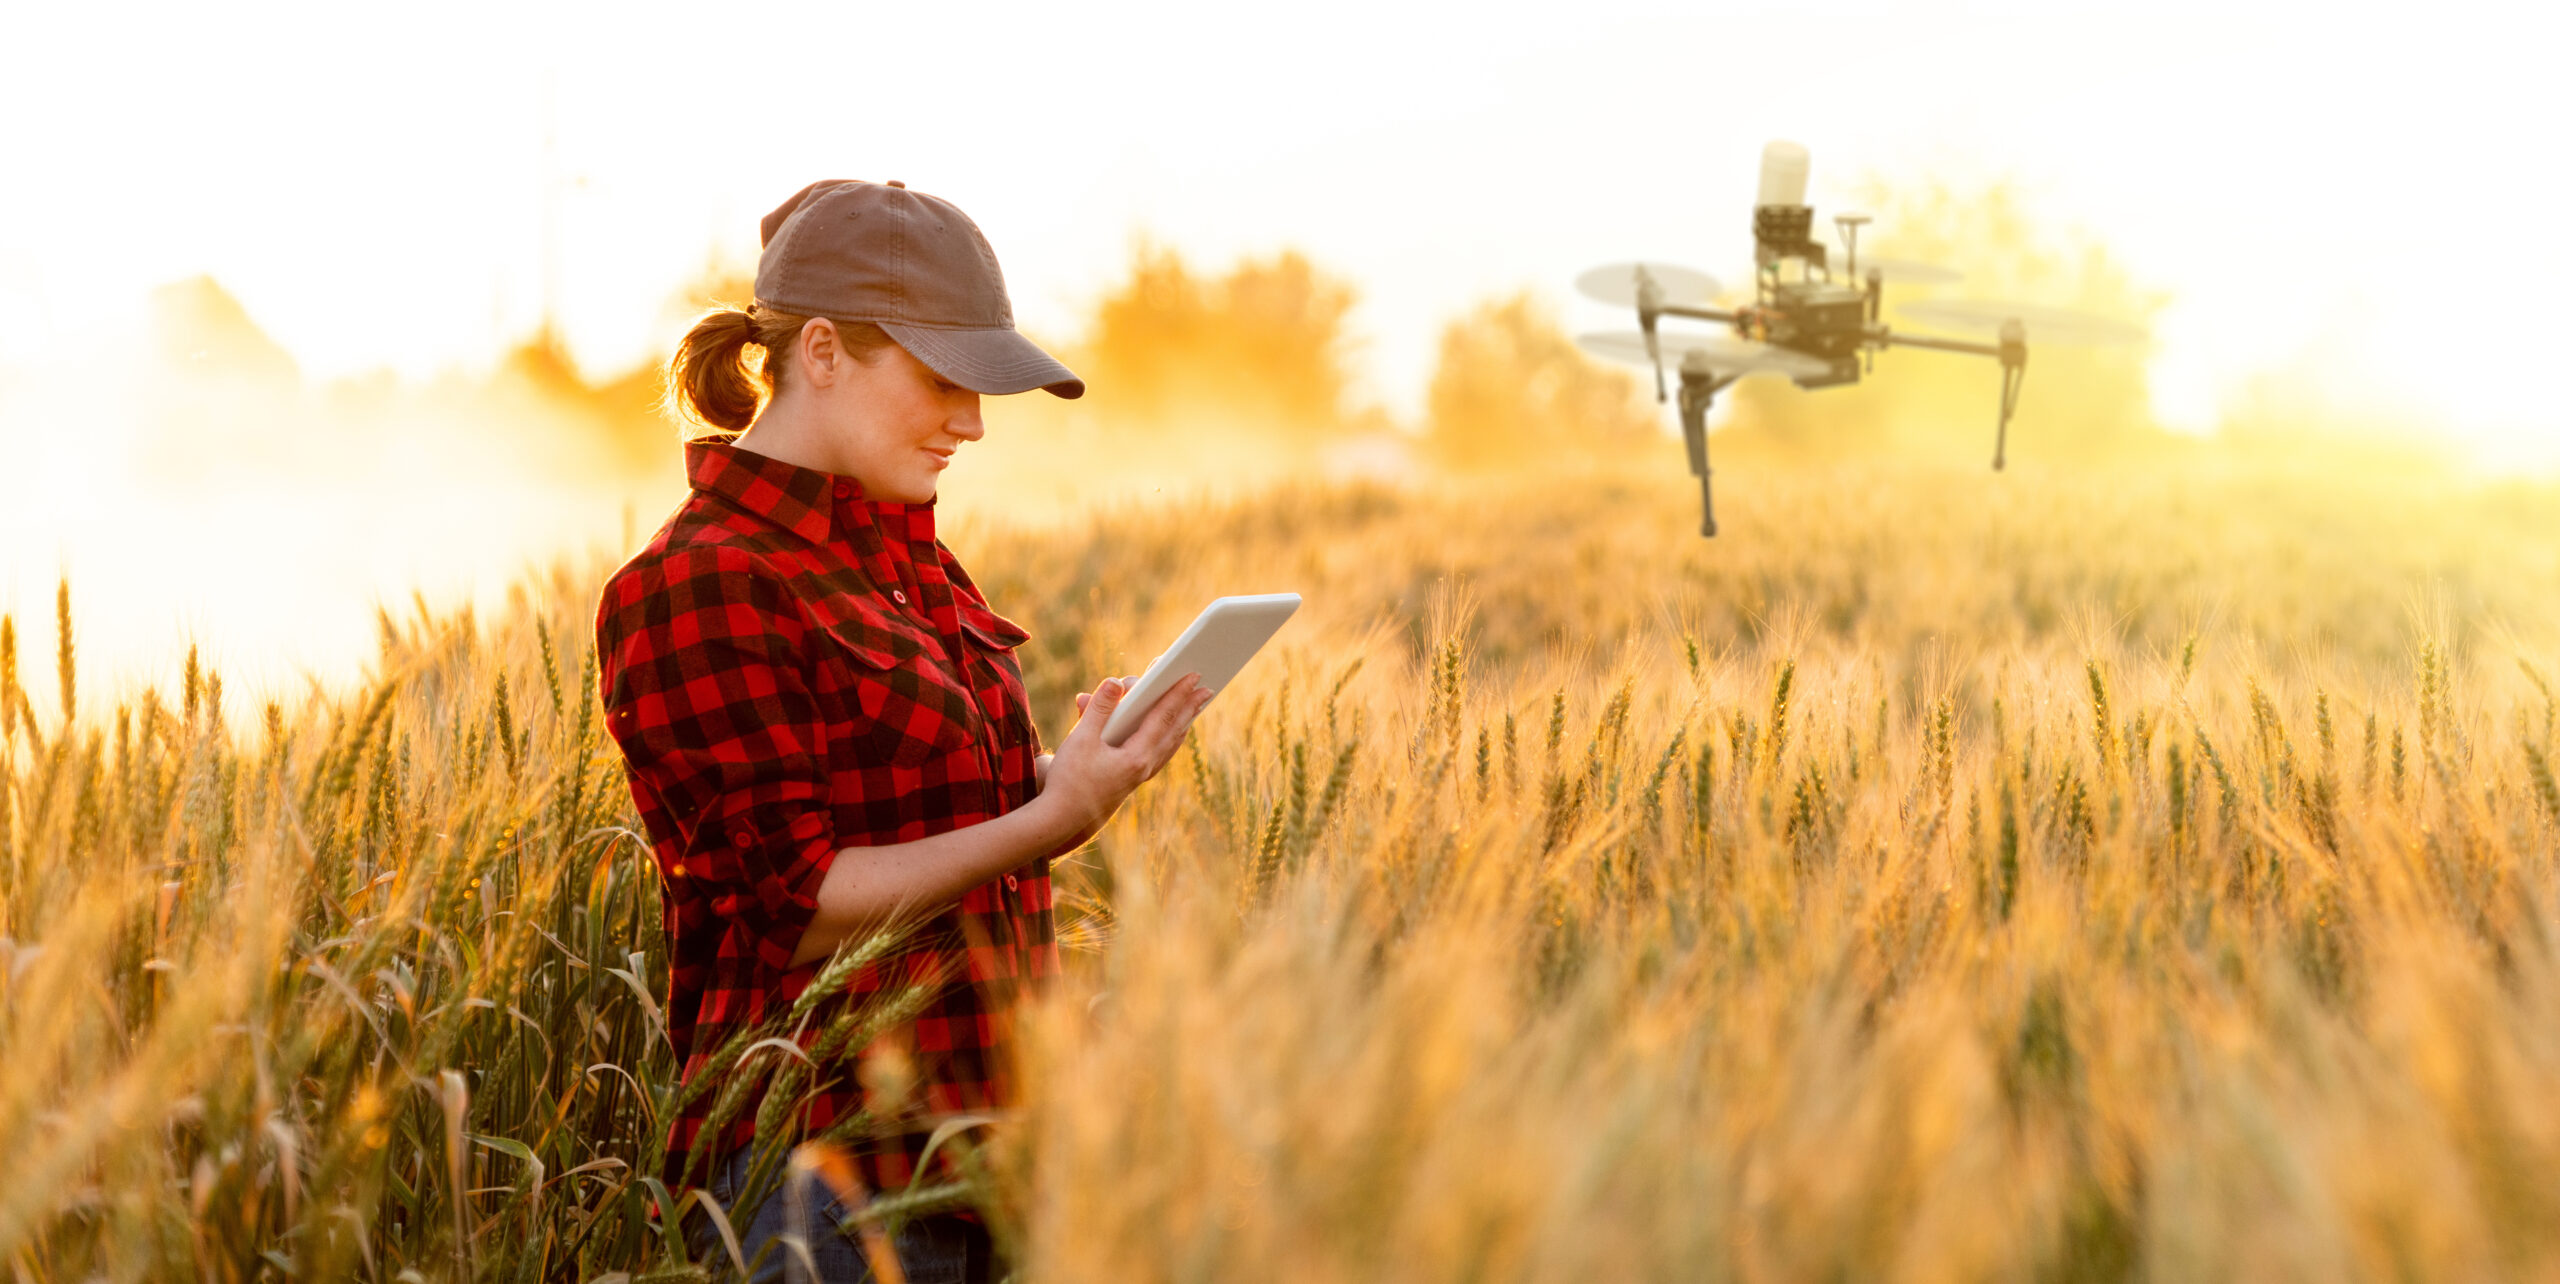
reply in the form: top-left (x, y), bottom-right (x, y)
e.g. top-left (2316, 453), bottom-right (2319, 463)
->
top-left (880, 323), bottom-right (1085, 399)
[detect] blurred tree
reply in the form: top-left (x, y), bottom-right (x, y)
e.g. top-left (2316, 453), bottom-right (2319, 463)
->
top-left (487, 323), bottom-right (669, 475)
top-left (149, 276), bottom-right (299, 386)
top-left (1423, 290), bottom-right (1660, 472)
top-left (137, 277), bottom-right (304, 478)
top-left (486, 255), bottom-right (755, 476)
top-left (665, 258), bottom-right (756, 326)
top-left (1078, 239), bottom-right (1362, 433)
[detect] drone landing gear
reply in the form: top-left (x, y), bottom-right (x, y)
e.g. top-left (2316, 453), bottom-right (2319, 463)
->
top-left (1992, 322), bottom-right (2027, 471)
top-left (1677, 366), bottom-right (1738, 538)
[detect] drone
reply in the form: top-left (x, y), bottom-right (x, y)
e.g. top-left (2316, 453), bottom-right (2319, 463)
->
top-left (1576, 140), bottom-right (2145, 536)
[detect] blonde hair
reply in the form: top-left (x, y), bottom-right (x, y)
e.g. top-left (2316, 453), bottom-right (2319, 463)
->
top-left (664, 304), bottom-right (899, 433)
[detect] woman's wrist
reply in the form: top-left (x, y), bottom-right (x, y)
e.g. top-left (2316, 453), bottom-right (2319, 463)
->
top-left (797, 792), bottom-right (1094, 965)
top-left (1017, 784), bottom-right (1101, 857)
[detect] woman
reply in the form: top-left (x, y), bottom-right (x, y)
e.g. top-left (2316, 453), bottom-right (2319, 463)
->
top-left (595, 179), bottom-right (1207, 1282)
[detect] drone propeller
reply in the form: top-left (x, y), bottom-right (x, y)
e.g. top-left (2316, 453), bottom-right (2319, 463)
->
top-left (1895, 299), bottom-right (2146, 347)
top-left (1577, 329), bottom-right (1835, 381)
top-left (1573, 262), bottom-right (1723, 308)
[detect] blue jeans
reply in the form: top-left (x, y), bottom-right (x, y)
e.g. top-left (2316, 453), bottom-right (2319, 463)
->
top-left (688, 1144), bottom-right (996, 1283)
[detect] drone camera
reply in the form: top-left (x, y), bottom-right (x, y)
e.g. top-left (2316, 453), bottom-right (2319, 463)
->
top-left (1791, 360), bottom-right (1863, 392)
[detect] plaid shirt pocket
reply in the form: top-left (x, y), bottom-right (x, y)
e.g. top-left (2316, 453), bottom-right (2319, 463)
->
top-left (956, 604), bottom-right (1031, 651)
top-left (814, 611), bottom-right (979, 770)
top-left (954, 605), bottom-right (1039, 772)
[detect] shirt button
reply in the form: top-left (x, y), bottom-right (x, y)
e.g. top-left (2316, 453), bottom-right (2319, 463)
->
top-left (1005, 873), bottom-right (1020, 892)
top-left (833, 481), bottom-right (853, 500)
top-left (892, 590), bottom-right (909, 605)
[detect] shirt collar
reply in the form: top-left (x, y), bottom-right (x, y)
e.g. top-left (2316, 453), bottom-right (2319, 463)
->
top-left (683, 437), bottom-right (939, 552)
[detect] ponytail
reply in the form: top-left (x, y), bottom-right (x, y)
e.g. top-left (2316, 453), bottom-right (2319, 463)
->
top-left (667, 306), bottom-right (771, 433)
top-left (665, 304), bottom-right (902, 434)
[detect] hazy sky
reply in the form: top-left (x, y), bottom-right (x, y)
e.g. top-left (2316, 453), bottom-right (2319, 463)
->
top-left (3, 0), bottom-right (2551, 466)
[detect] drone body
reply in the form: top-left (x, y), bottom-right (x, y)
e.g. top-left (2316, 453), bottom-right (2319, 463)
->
top-left (1577, 141), bottom-right (2142, 536)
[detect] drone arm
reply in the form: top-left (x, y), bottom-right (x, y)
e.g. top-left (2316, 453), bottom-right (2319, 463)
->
top-left (1654, 304), bottom-right (1741, 325)
top-left (1639, 304), bottom-right (1745, 407)
top-left (1870, 329), bottom-right (2000, 359)
top-left (1640, 311), bottom-right (1666, 403)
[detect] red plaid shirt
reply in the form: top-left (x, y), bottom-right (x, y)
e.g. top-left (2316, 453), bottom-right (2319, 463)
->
top-left (594, 438), bottom-right (1056, 1193)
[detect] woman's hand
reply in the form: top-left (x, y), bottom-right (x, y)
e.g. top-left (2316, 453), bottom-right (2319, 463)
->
top-left (1067, 674), bottom-right (1138, 720)
top-left (1036, 673), bottom-right (1133, 793)
top-left (1034, 673), bottom-right (1212, 851)
top-left (789, 674), bottom-right (1211, 967)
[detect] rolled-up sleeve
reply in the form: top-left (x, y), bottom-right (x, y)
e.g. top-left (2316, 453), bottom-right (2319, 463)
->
top-left (601, 545), bottom-right (836, 974)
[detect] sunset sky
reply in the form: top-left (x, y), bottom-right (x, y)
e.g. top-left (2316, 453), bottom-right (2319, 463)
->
top-left (1, 0), bottom-right (2552, 696)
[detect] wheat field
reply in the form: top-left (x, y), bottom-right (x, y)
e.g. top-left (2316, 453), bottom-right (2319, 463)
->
top-left (5, 431), bottom-right (2560, 1282)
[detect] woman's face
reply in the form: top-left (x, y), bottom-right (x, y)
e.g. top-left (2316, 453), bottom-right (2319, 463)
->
top-left (798, 320), bottom-right (984, 504)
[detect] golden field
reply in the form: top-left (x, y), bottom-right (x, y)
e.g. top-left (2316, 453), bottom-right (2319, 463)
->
top-left (6, 427), bottom-right (2560, 1281)
top-left (7, 204), bottom-right (2560, 1279)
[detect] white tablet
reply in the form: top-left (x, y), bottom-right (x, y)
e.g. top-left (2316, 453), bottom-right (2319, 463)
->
top-left (1101, 593), bottom-right (1302, 747)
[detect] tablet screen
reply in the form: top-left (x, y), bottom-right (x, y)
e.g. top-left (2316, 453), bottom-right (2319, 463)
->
top-left (1101, 593), bottom-right (1301, 747)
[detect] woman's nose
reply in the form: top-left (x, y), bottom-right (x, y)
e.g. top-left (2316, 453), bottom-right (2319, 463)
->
top-left (949, 396), bottom-right (986, 441)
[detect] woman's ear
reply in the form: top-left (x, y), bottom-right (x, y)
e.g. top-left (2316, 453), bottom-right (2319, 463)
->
top-left (797, 317), bottom-right (844, 388)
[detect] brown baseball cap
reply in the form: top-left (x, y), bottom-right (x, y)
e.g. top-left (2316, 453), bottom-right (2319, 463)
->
top-left (755, 179), bottom-right (1084, 399)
